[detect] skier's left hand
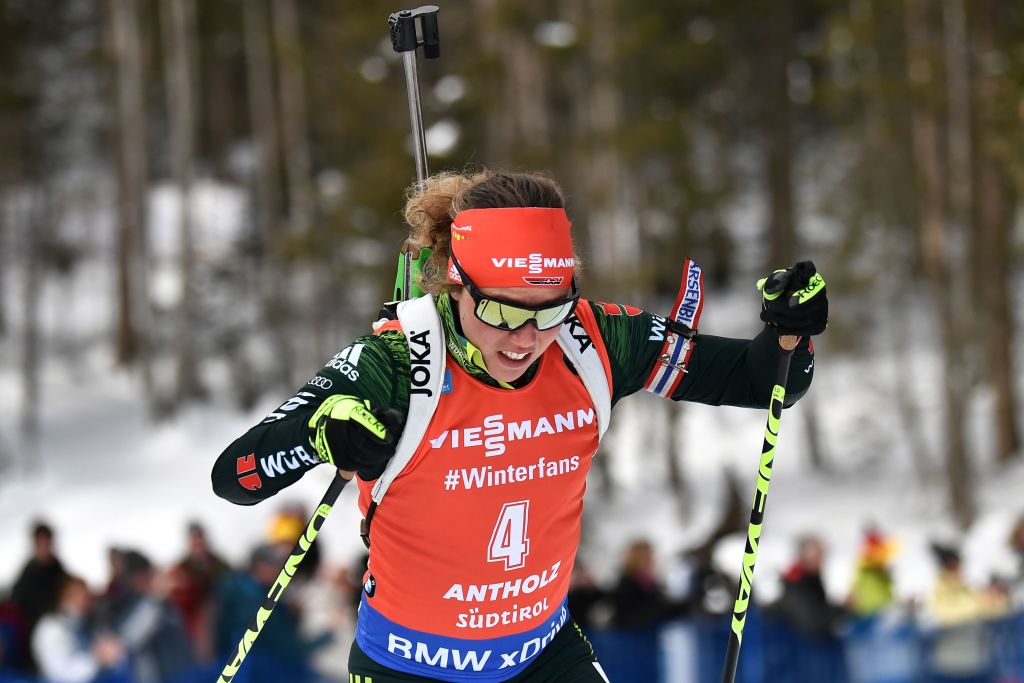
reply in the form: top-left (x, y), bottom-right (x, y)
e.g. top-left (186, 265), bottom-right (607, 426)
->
top-left (757, 261), bottom-right (828, 336)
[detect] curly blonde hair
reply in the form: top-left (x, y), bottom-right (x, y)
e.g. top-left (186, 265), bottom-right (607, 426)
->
top-left (403, 169), bottom-right (577, 295)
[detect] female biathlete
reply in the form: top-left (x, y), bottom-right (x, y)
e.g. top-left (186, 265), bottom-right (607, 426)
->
top-left (212, 170), bottom-right (828, 682)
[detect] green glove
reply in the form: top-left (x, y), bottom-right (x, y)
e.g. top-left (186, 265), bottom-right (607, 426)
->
top-left (307, 395), bottom-right (402, 471)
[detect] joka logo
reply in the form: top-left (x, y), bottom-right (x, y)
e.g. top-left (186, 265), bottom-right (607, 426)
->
top-left (325, 343), bottom-right (364, 382)
top-left (566, 316), bottom-right (593, 354)
top-left (363, 573), bottom-right (377, 598)
top-left (409, 329), bottom-right (433, 396)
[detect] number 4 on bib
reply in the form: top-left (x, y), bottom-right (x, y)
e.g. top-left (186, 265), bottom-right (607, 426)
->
top-left (488, 501), bottom-right (531, 570)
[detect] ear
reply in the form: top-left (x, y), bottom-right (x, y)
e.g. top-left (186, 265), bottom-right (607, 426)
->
top-left (449, 287), bottom-right (463, 302)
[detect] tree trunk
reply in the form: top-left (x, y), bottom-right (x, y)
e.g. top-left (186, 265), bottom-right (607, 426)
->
top-left (0, 188), bottom-right (6, 337)
top-left (110, 0), bottom-right (154, 399)
top-left (271, 0), bottom-right (312, 235)
top-left (905, 0), bottom-right (974, 528)
top-left (243, 0), bottom-right (292, 386)
top-left (586, 0), bottom-right (634, 296)
top-left (20, 185), bottom-right (47, 470)
top-left (800, 401), bottom-right (829, 472)
top-left (665, 400), bottom-right (689, 513)
top-left (973, 0), bottom-right (1020, 464)
top-left (161, 0), bottom-right (205, 406)
top-left (271, 0), bottom-right (322, 363)
top-left (764, 0), bottom-right (796, 269)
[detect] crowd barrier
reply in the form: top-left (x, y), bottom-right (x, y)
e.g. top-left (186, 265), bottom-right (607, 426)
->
top-left (592, 608), bottom-right (1024, 683)
top-left (2, 610), bottom-right (1022, 683)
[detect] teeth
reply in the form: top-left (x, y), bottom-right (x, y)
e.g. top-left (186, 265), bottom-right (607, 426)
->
top-left (501, 351), bottom-right (528, 360)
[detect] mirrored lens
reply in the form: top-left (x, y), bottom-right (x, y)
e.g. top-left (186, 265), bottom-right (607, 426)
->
top-left (531, 300), bottom-right (577, 330)
top-left (474, 298), bottom-right (576, 331)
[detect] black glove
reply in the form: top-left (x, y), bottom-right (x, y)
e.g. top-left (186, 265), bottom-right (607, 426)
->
top-left (757, 261), bottom-right (828, 336)
top-left (307, 395), bottom-right (403, 472)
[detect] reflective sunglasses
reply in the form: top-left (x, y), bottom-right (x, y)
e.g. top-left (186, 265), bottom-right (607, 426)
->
top-left (452, 257), bottom-right (580, 332)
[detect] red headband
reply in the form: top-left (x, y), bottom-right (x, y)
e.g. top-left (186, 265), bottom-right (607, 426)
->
top-left (447, 207), bottom-right (575, 288)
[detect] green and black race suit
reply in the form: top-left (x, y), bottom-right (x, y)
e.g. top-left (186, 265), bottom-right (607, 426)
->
top-left (212, 293), bottom-right (814, 504)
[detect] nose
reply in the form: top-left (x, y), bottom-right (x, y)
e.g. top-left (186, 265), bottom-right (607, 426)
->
top-left (508, 321), bottom-right (538, 345)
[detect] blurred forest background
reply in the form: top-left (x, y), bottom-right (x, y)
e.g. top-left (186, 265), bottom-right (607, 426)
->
top-left (0, 0), bottom-right (1022, 532)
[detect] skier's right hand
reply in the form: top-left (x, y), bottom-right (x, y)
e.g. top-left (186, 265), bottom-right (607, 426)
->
top-left (307, 395), bottom-right (403, 474)
top-left (757, 261), bottom-right (828, 337)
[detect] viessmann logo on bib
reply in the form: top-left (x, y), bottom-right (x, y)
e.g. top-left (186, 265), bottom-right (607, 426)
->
top-left (429, 409), bottom-right (595, 457)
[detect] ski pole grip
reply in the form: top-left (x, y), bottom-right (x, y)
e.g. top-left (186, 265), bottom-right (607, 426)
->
top-left (389, 6), bottom-right (441, 58)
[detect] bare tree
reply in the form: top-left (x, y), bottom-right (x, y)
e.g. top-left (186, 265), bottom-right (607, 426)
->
top-left (905, 0), bottom-right (974, 527)
top-left (19, 185), bottom-right (47, 469)
top-left (0, 188), bottom-right (6, 337)
top-left (110, 0), bottom-right (154, 399)
top-left (160, 0), bottom-right (205, 406)
top-left (580, 0), bottom-right (636, 297)
top-left (664, 400), bottom-right (688, 505)
top-left (243, 0), bottom-right (293, 387)
top-left (271, 0), bottom-right (324, 364)
top-left (763, 0), bottom-right (796, 269)
top-left (271, 0), bottom-right (313, 235)
top-left (973, 0), bottom-right (1020, 464)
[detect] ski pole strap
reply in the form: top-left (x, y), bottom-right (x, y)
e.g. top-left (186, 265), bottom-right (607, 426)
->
top-left (721, 344), bottom-right (793, 683)
top-left (644, 258), bottom-right (704, 398)
top-left (216, 474), bottom-right (348, 683)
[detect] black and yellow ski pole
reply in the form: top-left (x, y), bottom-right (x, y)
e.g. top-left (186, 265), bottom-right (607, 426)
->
top-left (216, 475), bottom-right (346, 682)
top-left (215, 8), bottom-right (440, 682)
top-left (720, 332), bottom-right (798, 683)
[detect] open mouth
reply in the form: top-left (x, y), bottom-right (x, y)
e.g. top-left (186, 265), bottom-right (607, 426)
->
top-left (499, 350), bottom-right (529, 361)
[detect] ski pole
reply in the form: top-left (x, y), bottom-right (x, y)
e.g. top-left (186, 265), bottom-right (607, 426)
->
top-left (217, 9), bottom-right (441, 682)
top-left (720, 334), bottom-right (798, 683)
top-left (389, 5), bottom-right (439, 301)
top-left (216, 473), bottom-right (347, 682)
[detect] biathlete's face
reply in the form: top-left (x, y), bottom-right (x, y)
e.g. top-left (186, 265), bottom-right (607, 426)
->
top-left (451, 285), bottom-right (571, 384)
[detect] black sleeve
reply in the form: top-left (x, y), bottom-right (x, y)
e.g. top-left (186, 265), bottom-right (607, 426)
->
top-left (211, 332), bottom-right (410, 505)
top-left (675, 326), bottom-right (814, 408)
top-left (588, 300), bottom-right (815, 410)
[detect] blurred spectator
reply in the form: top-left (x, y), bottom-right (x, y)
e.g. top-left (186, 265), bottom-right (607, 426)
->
top-left (10, 521), bottom-right (68, 672)
top-left (609, 539), bottom-right (688, 630)
top-left (0, 598), bottom-right (28, 672)
top-left (567, 561), bottom-right (608, 632)
top-left (768, 534), bottom-right (845, 640)
top-left (167, 521), bottom-right (228, 662)
top-left (666, 546), bottom-right (734, 618)
top-left (924, 541), bottom-right (1008, 683)
top-left (96, 549), bottom-right (193, 683)
top-left (1008, 513), bottom-right (1024, 605)
top-left (847, 526), bottom-right (898, 618)
top-left (926, 542), bottom-right (1007, 626)
top-left (302, 562), bottom-right (361, 683)
top-left (31, 576), bottom-right (126, 683)
top-left (214, 543), bottom-right (329, 682)
top-left (267, 504), bottom-right (321, 583)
